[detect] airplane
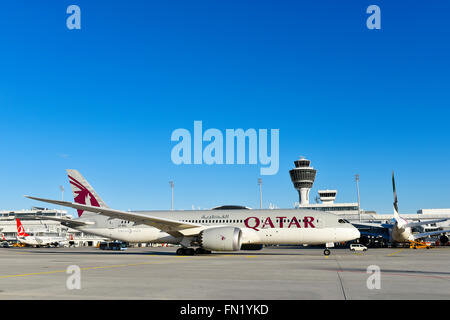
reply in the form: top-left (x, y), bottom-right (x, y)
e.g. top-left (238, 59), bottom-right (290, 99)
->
top-left (353, 172), bottom-right (450, 245)
top-left (0, 229), bottom-right (14, 243)
top-left (15, 218), bottom-right (69, 247)
top-left (25, 169), bottom-right (361, 256)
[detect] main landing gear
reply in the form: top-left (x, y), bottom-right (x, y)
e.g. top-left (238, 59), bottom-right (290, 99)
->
top-left (176, 247), bottom-right (212, 256)
top-left (323, 249), bottom-right (331, 256)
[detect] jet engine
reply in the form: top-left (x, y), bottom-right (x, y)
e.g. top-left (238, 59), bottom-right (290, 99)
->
top-left (439, 235), bottom-right (449, 244)
top-left (199, 227), bottom-right (242, 251)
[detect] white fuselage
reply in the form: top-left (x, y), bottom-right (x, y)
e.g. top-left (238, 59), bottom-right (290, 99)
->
top-left (18, 236), bottom-right (68, 247)
top-left (76, 209), bottom-right (360, 246)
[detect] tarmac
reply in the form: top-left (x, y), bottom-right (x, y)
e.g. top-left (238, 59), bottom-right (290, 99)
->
top-left (0, 246), bottom-right (449, 300)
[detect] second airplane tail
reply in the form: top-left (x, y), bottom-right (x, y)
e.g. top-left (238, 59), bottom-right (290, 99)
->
top-left (392, 171), bottom-right (400, 221)
top-left (16, 218), bottom-right (30, 237)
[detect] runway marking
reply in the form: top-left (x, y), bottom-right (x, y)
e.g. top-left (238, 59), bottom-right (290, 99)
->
top-left (333, 258), bottom-right (348, 300)
top-left (0, 258), bottom-right (194, 280)
top-left (387, 248), bottom-right (404, 256)
top-left (329, 269), bottom-right (450, 281)
top-left (0, 270), bottom-right (67, 279)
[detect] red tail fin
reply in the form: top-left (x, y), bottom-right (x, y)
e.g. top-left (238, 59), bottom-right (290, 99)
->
top-left (16, 219), bottom-right (30, 237)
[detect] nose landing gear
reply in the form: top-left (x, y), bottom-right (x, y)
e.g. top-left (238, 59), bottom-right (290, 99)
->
top-left (323, 249), bottom-right (331, 256)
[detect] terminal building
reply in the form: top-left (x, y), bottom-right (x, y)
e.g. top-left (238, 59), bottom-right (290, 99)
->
top-left (0, 207), bottom-right (106, 246)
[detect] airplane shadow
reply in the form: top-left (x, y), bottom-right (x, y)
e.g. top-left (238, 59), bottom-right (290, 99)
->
top-left (7, 247), bottom-right (325, 256)
top-left (7, 245), bottom-right (357, 257)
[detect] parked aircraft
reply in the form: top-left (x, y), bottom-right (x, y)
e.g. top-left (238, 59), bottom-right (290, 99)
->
top-left (354, 172), bottom-right (450, 245)
top-left (25, 169), bottom-right (360, 255)
top-left (15, 218), bottom-right (68, 247)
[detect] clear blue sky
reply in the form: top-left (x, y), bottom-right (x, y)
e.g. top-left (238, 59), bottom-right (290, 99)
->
top-left (1, 0), bottom-right (449, 215)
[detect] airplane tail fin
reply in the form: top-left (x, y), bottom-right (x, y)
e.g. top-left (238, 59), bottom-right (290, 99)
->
top-left (16, 219), bottom-right (30, 237)
top-left (66, 169), bottom-right (109, 217)
top-left (392, 171), bottom-right (400, 221)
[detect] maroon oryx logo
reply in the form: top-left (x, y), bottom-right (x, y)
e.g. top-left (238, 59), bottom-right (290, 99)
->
top-left (69, 175), bottom-right (100, 217)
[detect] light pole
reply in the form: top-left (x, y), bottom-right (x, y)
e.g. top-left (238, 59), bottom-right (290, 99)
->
top-left (355, 174), bottom-right (361, 221)
top-left (258, 178), bottom-right (262, 209)
top-left (169, 181), bottom-right (174, 211)
top-left (59, 185), bottom-right (64, 201)
top-left (59, 185), bottom-right (65, 215)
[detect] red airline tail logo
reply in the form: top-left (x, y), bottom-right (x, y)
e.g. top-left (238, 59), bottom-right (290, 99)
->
top-left (1, 233), bottom-right (5, 241)
top-left (16, 219), bottom-right (30, 237)
top-left (69, 175), bottom-right (100, 217)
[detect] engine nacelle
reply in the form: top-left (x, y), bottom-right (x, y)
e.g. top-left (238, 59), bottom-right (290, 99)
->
top-left (199, 227), bottom-right (242, 251)
top-left (439, 235), bottom-right (449, 244)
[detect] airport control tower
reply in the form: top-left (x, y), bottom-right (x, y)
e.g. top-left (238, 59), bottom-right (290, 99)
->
top-left (289, 157), bottom-right (317, 205)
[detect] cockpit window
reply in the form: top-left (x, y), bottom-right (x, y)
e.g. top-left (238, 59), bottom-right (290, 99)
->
top-left (338, 219), bottom-right (346, 224)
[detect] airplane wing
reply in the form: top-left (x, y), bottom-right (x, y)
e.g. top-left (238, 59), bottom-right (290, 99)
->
top-left (359, 230), bottom-right (390, 239)
top-left (25, 196), bottom-right (204, 237)
top-left (412, 229), bottom-right (450, 241)
top-left (352, 222), bottom-right (393, 229)
top-left (405, 219), bottom-right (448, 229)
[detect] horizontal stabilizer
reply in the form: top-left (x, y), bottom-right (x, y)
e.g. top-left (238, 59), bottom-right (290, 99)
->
top-left (352, 222), bottom-right (393, 229)
top-left (29, 216), bottom-right (94, 228)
